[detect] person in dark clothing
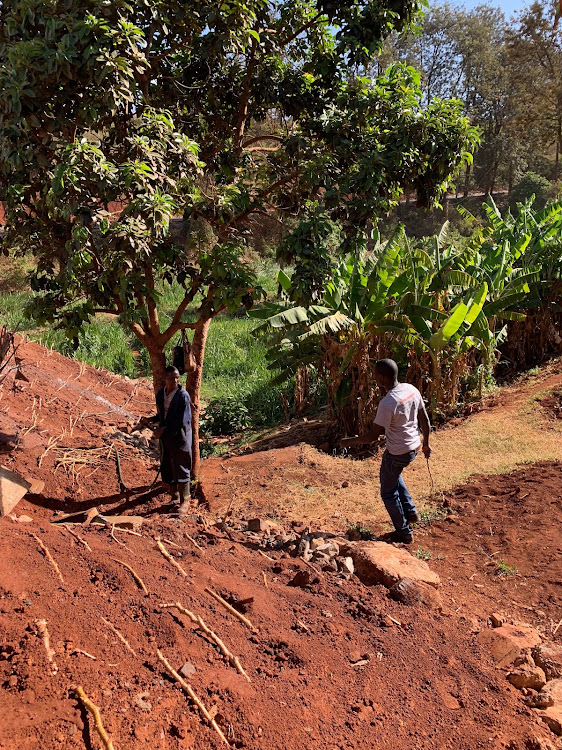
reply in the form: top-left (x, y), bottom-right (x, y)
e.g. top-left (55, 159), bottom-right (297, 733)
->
top-left (140, 366), bottom-right (192, 513)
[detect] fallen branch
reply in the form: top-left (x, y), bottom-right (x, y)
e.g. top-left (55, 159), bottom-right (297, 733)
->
top-left (110, 525), bottom-right (133, 553)
top-left (32, 534), bottom-right (64, 584)
top-left (72, 685), bottom-right (115, 750)
top-left (258, 549), bottom-right (275, 562)
top-left (113, 558), bottom-right (149, 595)
top-left (101, 617), bottom-right (137, 657)
top-left (156, 540), bottom-right (188, 578)
top-left (35, 618), bottom-right (58, 674)
top-left (261, 572), bottom-right (268, 588)
top-left (162, 602), bottom-right (251, 682)
top-left (205, 588), bottom-right (259, 634)
top-left (156, 649), bottom-right (229, 746)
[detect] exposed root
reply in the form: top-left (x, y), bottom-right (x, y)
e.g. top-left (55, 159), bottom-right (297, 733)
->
top-left (156, 540), bottom-right (188, 578)
top-left (32, 534), bottom-right (64, 584)
top-left (34, 618), bottom-right (58, 675)
top-left (101, 617), bottom-right (137, 657)
top-left (205, 588), bottom-right (259, 634)
top-left (184, 531), bottom-right (205, 552)
top-left (63, 525), bottom-right (92, 552)
top-left (72, 686), bottom-right (115, 750)
top-left (71, 649), bottom-right (97, 661)
top-left (113, 558), bottom-right (149, 595)
top-left (156, 649), bottom-right (230, 746)
top-left (162, 602), bottom-right (251, 682)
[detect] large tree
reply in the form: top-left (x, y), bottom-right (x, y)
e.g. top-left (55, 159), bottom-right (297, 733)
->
top-left (0, 0), bottom-right (478, 476)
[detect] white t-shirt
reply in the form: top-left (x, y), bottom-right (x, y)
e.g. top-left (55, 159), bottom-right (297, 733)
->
top-left (374, 383), bottom-right (425, 456)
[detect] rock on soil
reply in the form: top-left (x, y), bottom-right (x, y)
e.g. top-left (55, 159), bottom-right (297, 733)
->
top-left (534, 644), bottom-right (562, 681)
top-left (528, 679), bottom-right (562, 709)
top-left (477, 624), bottom-right (542, 669)
top-left (342, 541), bottom-right (441, 588)
top-left (537, 707), bottom-right (562, 736)
top-left (388, 577), bottom-right (443, 609)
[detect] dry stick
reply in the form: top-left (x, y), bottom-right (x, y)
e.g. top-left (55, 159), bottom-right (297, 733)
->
top-left (261, 571), bottom-right (268, 588)
top-left (205, 588), bottom-right (259, 634)
top-left (35, 618), bottom-right (58, 675)
top-left (101, 617), bottom-right (137, 657)
top-left (156, 649), bottom-right (229, 747)
top-left (63, 525), bottom-right (92, 552)
top-left (258, 549), bottom-right (275, 562)
top-left (32, 534), bottom-right (64, 584)
top-left (72, 686), bottom-right (115, 750)
top-left (156, 540), bottom-right (188, 578)
top-left (184, 531), bottom-right (205, 553)
top-left (113, 558), bottom-right (149, 595)
top-left (553, 618), bottom-right (562, 637)
top-left (162, 602), bottom-right (251, 683)
top-left (111, 525), bottom-right (133, 553)
top-left (111, 527), bottom-right (143, 538)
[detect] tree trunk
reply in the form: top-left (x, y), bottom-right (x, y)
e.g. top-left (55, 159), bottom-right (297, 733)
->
top-left (186, 317), bottom-right (211, 481)
top-left (146, 339), bottom-right (167, 394)
top-left (463, 163), bottom-right (471, 199)
top-left (489, 159), bottom-right (499, 199)
top-left (508, 160), bottom-right (514, 195)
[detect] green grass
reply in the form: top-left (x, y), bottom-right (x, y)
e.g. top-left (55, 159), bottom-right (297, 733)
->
top-left (414, 546), bottom-right (432, 561)
top-left (494, 559), bottom-right (517, 577)
top-left (0, 259), bottom-right (293, 430)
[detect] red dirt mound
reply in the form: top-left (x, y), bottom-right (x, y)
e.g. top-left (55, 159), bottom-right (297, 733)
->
top-left (0, 338), bottom-right (560, 750)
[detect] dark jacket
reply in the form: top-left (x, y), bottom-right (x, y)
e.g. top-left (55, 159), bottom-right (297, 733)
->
top-left (155, 386), bottom-right (192, 452)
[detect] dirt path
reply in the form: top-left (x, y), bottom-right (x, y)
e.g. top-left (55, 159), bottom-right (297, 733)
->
top-left (202, 361), bottom-right (562, 533)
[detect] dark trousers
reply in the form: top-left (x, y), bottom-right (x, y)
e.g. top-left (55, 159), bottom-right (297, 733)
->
top-left (379, 448), bottom-right (418, 532)
top-left (160, 438), bottom-right (191, 486)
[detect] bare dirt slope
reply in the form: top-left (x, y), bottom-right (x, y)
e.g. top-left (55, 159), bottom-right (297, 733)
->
top-left (0, 338), bottom-right (561, 750)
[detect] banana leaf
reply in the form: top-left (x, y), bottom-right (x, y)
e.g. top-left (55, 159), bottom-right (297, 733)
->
top-left (429, 302), bottom-right (468, 350)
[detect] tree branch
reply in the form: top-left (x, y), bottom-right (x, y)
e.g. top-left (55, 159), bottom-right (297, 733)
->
top-left (233, 35), bottom-right (259, 156)
top-left (281, 13), bottom-right (324, 47)
top-left (241, 135), bottom-right (283, 148)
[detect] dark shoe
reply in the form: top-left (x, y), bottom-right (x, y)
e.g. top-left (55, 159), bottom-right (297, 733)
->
top-left (406, 511), bottom-right (420, 524)
top-left (380, 529), bottom-right (414, 545)
top-left (177, 482), bottom-right (192, 517)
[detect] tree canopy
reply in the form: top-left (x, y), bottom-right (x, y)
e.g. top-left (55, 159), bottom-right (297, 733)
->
top-left (0, 0), bottom-right (479, 473)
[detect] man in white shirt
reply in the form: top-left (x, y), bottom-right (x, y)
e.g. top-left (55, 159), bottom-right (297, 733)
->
top-left (341, 359), bottom-right (431, 544)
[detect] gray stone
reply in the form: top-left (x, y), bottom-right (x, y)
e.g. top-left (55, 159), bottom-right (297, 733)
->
top-left (341, 541), bottom-right (440, 589)
top-left (337, 556), bottom-right (355, 578)
top-left (179, 661), bottom-right (197, 680)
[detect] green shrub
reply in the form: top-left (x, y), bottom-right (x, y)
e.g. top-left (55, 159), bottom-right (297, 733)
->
top-left (509, 172), bottom-right (552, 211)
top-left (202, 396), bottom-right (252, 436)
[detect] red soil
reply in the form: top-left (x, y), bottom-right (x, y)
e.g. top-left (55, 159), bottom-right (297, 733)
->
top-left (0, 339), bottom-right (560, 750)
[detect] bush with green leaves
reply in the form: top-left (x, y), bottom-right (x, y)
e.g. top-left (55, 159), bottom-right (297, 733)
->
top-left (201, 397), bottom-right (252, 437)
top-left (509, 172), bottom-right (553, 211)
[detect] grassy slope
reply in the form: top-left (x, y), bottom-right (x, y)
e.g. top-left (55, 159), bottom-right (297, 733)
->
top-left (0, 257), bottom-right (290, 426)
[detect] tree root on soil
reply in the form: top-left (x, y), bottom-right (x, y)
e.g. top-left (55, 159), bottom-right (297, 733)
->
top-left (162, 602), bottom-right (251, 683)
top-left (113, 558), bottom-right (149, 595)
top-left (34, 618), bottom-right (58, 675)
top-left (156, 649), bottom-right (230, 746)
top-left (31, 534), bottom-right (64, 584)
top-left (156, 539), bottom-right (188, 577)
top-left (63, 525), bottom-right (92, 552)
top-left (205, 588), bottom-right (259, 634)
top-left (72, 685), bottom-right (115, 750)
top-left (101, 617), bottom-right (137, 657)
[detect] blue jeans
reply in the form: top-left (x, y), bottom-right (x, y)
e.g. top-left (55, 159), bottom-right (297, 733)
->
top-left (379, 449), bottom-right (418, 532)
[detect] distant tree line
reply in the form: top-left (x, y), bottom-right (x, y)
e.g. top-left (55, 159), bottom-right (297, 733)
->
top-left (372, 0), bottom-right (562, 203)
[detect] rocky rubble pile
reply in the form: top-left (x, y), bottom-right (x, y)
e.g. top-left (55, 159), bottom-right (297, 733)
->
top-left (478, 619), bottom-right (562, 738)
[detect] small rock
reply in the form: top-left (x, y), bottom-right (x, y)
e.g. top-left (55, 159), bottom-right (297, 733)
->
top-left (310, 537), bottom-right (326, 551)
top-left (525, 737), bottom-right (557, 750)
top-left (341, 481), bottom-right (349, 488)
top-left (388, 578), bottom-right (442, 609)
top-left (507, 665), bottom-right (546, 691)
top-left (533, 644), bottom-right (562, 681)
top-left (179, 662), bottom-right (197, 679)
top-left (379, 614), bottom-right (394, 628)
top-left (288, 570), bottom-right (317, 588)
top-left (321, 610), bottom-right (333, 618)
top-left (247, 518), bottom-right (277, 534)
top-left (490, 613), bottom-right (504, 628)
top-left (527, 679), bottom-right (562, 709)
top-left (15, 515), bottom-right (33, 523)
top-left (134, 692), bottom-right (152, 712)
top-left (337, 557), bottom-right (354, 578)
